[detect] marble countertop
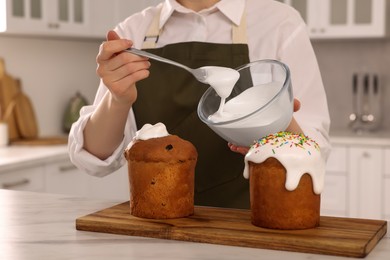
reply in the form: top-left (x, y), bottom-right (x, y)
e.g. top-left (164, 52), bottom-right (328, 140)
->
top-left (0, 144), bottom-right (68, 172)
top-left (329, 129), bottom-right (390, 146)
top-left (0, 189), bottom-right (388, 260)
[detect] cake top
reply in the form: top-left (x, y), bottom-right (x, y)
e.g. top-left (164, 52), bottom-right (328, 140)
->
top-left (124, 123), bottom-right (197, 163)
top-left (243, 131), bottom-right (325, 194)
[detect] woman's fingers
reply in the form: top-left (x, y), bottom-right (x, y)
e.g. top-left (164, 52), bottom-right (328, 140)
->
top-left (102, 51), bottom-right (149, 72)
top-left (97, 31), bottom-right (132, 63)
top-left (293, 98), bottom-right (301, 112)
top-left (104, 60), bottom-right (151, 86)
top-left (228, 143), bottom-right (249, 155)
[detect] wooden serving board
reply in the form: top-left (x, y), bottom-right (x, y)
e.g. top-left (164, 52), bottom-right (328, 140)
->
top-left (76, 202), bottom-right (387, 258)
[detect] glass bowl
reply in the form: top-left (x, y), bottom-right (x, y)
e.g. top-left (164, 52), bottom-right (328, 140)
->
top-left (197, 59), bottom-right (294, 146)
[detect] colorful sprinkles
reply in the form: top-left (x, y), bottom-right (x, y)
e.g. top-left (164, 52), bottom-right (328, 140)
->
top-left (251, 131), bottom-right (320, 155)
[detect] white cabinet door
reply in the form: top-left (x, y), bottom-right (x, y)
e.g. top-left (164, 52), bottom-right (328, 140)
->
top-left (45, 158), bottom-right (87, 197)
top-left (385, 148), bottom-right (390, 176)
top-left (348, 147), bottom-right (382, 219)
top-left (45, 0), bottom-right (90, 37)
top-left (4, 0), bottom-right (48, 34)
top-left (321, 174), bottom-right (348, 217)
top-left (3, 0), bottom-right (90, 37)
top-left (317, 0), bottom-right (386, 38)
top-left (384, 178), bottom-right (390, 217)
top-left (44, 157), bottom-right (129, 200)
top-left (322, 145), bottom-right (348, 216)
top-left (0, 166), bottom-right (45, 192)
top-left (276, 0), bottom-right (387, 38)
top-left (384, 148), bottom-right (390, 225)
top-left (86, 166), bottom-right (129, 201)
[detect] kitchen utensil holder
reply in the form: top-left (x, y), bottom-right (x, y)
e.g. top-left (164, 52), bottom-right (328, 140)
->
top-left (349, 72), bottom-right (382, 132)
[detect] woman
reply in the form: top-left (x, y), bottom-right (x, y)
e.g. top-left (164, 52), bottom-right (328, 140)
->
top-left (68, 0), bottom-right (330, 209)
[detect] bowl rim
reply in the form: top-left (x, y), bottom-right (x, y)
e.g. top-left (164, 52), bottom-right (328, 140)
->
top-left (197, 59), bottom-right (291, 126)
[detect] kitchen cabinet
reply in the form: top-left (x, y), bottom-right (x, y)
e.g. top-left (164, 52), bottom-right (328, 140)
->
top-left (0, 165), bottom-right (45, 192)
top-left (384, 148), bottom-right (390, 219)
top-left (45, 157), bottom-right (87, 197)
top-left (86, 166), bottom-right (129, 201)
top-left (323, 140), bottom-right (389, 226)
top-left (321, 145), bottom-right (348, 217)
top-left (45, 157), bottom-right (129, 200)
top-left (276, 0), bottom-right (388, 38)
top-left (0, 145), bottom-right (130, 200)
top-left (349, 146), bottom-right (382, 219)
top-left (3, 0), bottom-right (90, 37)
top-left (2, 0), bottom-right (162, 38)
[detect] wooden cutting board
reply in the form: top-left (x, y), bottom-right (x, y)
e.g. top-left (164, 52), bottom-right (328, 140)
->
top-left (76, 202), bottom-right (387, 258)
top-left (13, 90), bottom-right (39, 139)
top-left (0, 58), bottom-right (21, 140)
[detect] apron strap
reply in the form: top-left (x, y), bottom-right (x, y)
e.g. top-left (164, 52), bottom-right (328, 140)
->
top-left (142, 9), bottom-right (162, 49)
top-left (232, 12), bottom-right (247, 44)
top-left (142, 6), bottom-right (247, 49)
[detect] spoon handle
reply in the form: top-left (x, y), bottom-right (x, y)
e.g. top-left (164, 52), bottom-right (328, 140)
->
top-left (125, 48), bottom-right (192, 73)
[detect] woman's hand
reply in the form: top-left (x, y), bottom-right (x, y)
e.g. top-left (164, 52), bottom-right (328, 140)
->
top-left (96, 30), bottom-right (151, 106)
top-left (228, 99), bottom-right (302, 156)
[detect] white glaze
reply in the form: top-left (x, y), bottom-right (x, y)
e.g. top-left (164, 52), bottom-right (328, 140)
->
top-left (127, 123), bottom-right (169, 149)
top-left (203, 66), bottom-right (240, 99)
top-left (202, 66), bottom-right (240, 116)
top-left (208, 82), bottom-right (285, 123)
top-left (243, 132), bottom-right (325, 194)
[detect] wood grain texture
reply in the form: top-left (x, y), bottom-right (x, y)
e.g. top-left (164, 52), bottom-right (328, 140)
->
top-left (76, 202), bottom-right (387, 258)
top-left (10, 136), bottom-right (68, 145)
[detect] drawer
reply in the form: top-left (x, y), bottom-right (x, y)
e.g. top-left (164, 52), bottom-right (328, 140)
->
top-left (326, 145), bottom-right (347, 173)
top-left (0, 166), bottom-right (45, 192)
top-left (385, 178), bottom-right (390, 217)
top-left (385, 148), bottom-right (390, 176)
top-left (321, 174), bottom-right (347, 217)
top-left (45, 159), bottom-right (87, 197)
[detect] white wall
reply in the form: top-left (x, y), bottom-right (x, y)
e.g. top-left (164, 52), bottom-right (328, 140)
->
top-left (0, 35), bottom-right (101, 136)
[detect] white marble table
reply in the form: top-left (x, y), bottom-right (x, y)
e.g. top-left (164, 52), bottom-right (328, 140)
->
top-left (0, 189), bottom-right (388, 260)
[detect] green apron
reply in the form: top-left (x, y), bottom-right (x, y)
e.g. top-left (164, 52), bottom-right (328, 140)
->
top-left (133, 7), bottom-right (250, 209)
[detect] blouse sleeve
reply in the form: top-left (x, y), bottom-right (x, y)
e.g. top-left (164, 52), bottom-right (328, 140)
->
top-left (67, 80), bottom-right (137, 177)
top-left (278, 18), bottom-right (331, 160)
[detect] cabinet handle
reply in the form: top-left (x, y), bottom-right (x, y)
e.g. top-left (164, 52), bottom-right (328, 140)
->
top-left (2, 179), bottom-right (30, 189)
top-left (362, 152), bottom-right (371, 158)
top-left (48, 23), bottom-right (60, 29)
top-left (59, 164), bottom-right (78, 172)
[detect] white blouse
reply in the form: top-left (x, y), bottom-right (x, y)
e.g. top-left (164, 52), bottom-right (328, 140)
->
top-left (68, 0), bottom-right (331, 177)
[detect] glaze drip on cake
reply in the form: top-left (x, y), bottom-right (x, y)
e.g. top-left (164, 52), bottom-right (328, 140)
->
top-left (243, 132), bottom-right (325, 194)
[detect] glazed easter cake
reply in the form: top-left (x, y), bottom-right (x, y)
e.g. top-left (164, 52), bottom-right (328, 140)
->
top-left (124, 123), bottom-right (197, 219)
top-left (244, 131), bottom-right (325, 230)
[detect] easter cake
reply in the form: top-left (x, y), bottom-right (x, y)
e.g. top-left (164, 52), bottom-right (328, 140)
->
top-left (244, 132), bottom-right (325, 229)
top-left (124, 123), bottom-right (197, 219)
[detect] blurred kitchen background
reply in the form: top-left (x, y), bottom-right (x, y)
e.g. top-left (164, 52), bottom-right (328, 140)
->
top-left (0, 0), bottom-right (389, 135)
top-left (0, 0), bottom-right (389, 231)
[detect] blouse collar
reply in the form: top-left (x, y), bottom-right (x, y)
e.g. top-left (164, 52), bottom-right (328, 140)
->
top-left (160, 0), bottom-right (245, 28)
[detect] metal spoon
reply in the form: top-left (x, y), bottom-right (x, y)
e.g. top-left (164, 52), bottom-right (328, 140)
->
top-left (126, 48), bottom-right (209, 83)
